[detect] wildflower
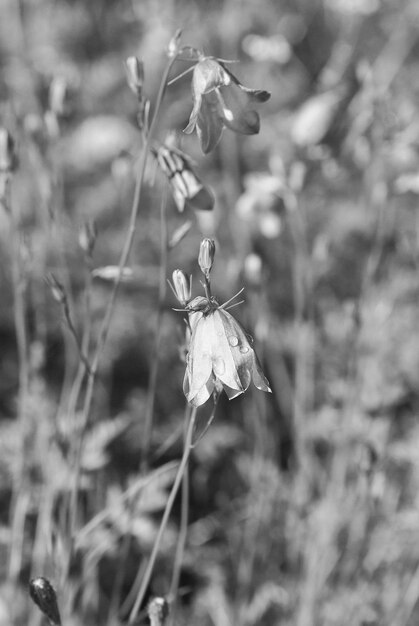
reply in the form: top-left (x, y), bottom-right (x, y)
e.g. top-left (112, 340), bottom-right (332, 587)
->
top-left (154, 143), bottom-right (214, 212)
top-left (184, 57), bottom-right (271, 154)
top-left (198, 238), bottom-right (216, 276)
top-left (183, 295), bottom-right (271, 407)
top-left (29, 577), bottom-right (62, 626)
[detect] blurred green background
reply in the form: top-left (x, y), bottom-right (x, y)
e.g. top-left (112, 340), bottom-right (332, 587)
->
top-left (1, 0), bottom-right (419, 625)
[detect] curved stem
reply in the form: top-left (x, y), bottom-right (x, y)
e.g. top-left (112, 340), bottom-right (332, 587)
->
top-left (167, 405), bottom-right (193, 622)
top-left (128, 408), bottom-right (198, 623)
top-left (64, 49), bottom-right (177, 576)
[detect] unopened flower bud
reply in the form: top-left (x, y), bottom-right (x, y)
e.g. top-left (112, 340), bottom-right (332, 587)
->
top-left (198, 238), bottom-right (216, 276)
top-left (0, 127), bottom-right (16, 173)
top-left (172, 269), bottom-right (191, 306)
top-left (79, 220), bottom-right (97, 257)
top-left (147, 597), bottom-right (169, 626)
top-left (46, 274), bottom-right (66, 304)
top-left (125, 57), bottom-right (144, 98)
top-left (167, 29), bottom-right (182, 58)
top-left (29, 577), bottom-right (62, 626)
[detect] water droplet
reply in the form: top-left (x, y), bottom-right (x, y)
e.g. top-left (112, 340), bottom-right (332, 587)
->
top-left (213, 357), bottom-right (225, 375)
top-left (239, 346), bottom-right (250, 354)
top-left (228, 336), bottom-right (239, 347)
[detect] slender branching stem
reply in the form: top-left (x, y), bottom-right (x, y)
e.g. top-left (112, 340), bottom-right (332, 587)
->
top-left (64, 50), bottom-right (177, 578)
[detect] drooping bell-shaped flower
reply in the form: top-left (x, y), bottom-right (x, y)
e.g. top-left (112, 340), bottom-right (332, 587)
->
top-left (183, 295), bottom-right (271, 407)
top-left (184, 57), bottom-right (271, 154)
top-left (154, 143), bottom-right (214, 212)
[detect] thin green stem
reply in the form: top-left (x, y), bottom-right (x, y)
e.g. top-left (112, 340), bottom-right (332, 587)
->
top-left (167, 405), bottom-right (192, 624)
top-left (129, 408), bottom-right (198, 623)
top-left (64, 49), bottom-right (177, 579)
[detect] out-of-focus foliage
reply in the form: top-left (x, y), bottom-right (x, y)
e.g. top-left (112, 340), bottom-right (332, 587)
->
top-left (2, 0), bottom-right (419, 625)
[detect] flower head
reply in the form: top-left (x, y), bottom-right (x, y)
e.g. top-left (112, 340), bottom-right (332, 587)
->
top-left (154, 143), bottom-right (214, 212)
top-left (184, 57), bottom-right (271, 154)
top-left (183, 295), bottom-right (271, 407)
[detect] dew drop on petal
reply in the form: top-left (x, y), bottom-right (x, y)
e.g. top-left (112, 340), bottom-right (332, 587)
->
top-left (239, 346), bottom-right (250, 354)
top-left (213, 357), bottom-right (225, 375)
top-left (223, 108), bottom-right (234, 121)
top-left (228, 336), bottom-right (239, 347)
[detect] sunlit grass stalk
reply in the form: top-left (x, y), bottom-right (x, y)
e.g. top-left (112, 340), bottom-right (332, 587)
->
top-left (65, 266), bottom-right (93, 421)
top-left (106, 183), bottom-right (170, 621)
top-left (64, 51), bottom-right (177, 579)
top-left (129, 407), bottom-right (198, 623)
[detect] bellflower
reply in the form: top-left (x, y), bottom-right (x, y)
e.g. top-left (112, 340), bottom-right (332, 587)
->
top-left (183, 295), bottom-right (271, 407)
top-left (154, 143), bottom-right (214, 212)
top-left (184, 57), bottom-right (271, 154)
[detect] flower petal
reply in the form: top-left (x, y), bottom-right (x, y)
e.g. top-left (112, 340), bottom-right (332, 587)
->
top-left (251, 354), bottom-right (272, 393)
top-left (224, 384), bottom-right (245, 400)
top-left (193, 57), bottom-right (231, 95)
top-left (217, 309), bottom-right (254, 391)
top-left (211, 310), bottom-right (245, 392)
top-left (186, 315), bottom-right (213, 402)
top-left (196, 92), bottom-right (224, 154)
top-left (190, 377), bottom-right (216, 407)
top-left (184, 96), bottom-right (201, 134)
top-left (218, 85), bottom-right (261, 135)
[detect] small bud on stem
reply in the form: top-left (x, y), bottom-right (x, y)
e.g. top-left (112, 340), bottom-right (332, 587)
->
top-left (125, 56), bottom-right (145, 99)
top-left (171, 269), bottom-right (191, 306)
top-left (198, 238), bottom-right (216, 278)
